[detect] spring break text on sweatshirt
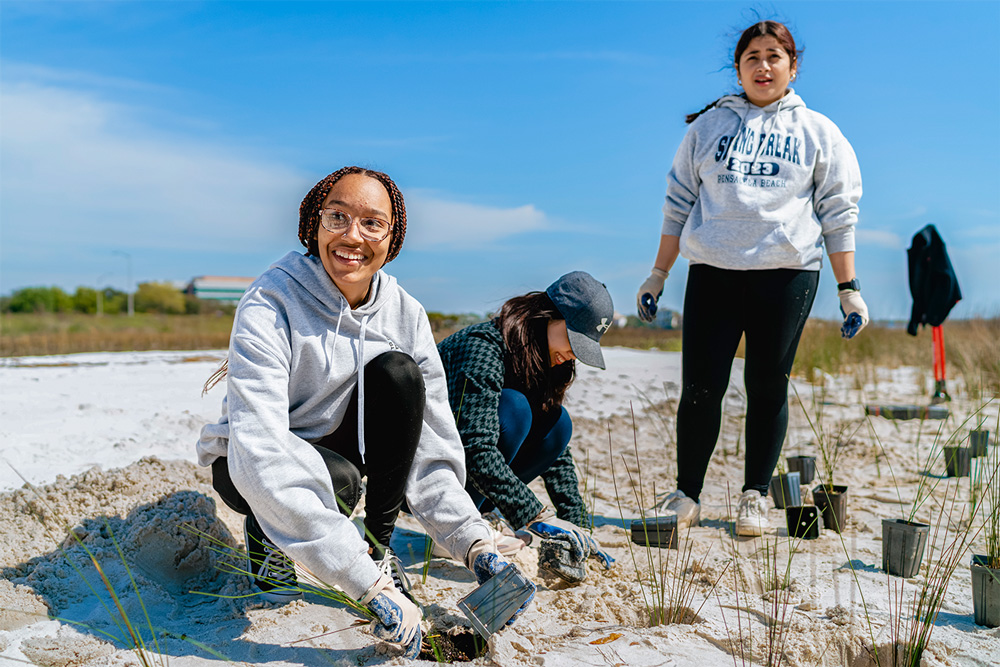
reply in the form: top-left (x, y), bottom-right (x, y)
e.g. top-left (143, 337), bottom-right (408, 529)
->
top-left (715, 124), bottom-right (801, 187)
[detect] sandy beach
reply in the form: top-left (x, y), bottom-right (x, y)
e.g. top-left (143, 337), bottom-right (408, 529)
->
top-left (1, 348), bottom-right (998, 666)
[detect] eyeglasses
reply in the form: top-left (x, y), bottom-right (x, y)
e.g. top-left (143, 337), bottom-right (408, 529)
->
top-left (319, 208), bottom-right (392, 242)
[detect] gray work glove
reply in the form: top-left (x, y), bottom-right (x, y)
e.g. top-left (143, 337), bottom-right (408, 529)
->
top-left (362, 574), bottom-right (422, 659)
top-left (636, 268), bottom-right (669, 322)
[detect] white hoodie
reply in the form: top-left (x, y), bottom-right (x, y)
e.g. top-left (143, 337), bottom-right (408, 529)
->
top-left (662, 91), bottom-right (862, 271)
top-left (197, 251), bottom-right (490, 599)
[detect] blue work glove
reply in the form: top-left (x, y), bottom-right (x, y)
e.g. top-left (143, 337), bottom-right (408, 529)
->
top-left (838, 289), bottom-right (869, 339)
top-left (467, 541), bottom-right (535, 626)
top-left (365, 579), bottom-right (422, 659)
top-left (526, 515), bottom-right (615, 570)
top-left (636, 268), bottom-right (669, 323)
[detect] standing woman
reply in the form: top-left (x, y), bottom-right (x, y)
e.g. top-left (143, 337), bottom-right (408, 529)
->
top-left (636, 21), bottom-right (869, 537)
top-left (197, 167), bottom-right (532, 658)
top-left (437, 272), bottom-right (615, 582)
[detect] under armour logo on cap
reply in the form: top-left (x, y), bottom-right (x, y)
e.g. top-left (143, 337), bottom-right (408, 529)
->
top-left (545, 271), bottom-right (615, 370)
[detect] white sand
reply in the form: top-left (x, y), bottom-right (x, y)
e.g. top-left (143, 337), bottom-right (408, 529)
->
top-left (1, 348), bottom-right (998, 666)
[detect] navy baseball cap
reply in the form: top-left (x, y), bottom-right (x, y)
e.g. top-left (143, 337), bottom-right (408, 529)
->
top-left (545, 271), bottom-right (614, 370)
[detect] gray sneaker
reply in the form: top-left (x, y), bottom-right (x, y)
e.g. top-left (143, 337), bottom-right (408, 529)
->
top-left (735, 490), bottom-right (771, 537)
top-left (646, 489), bottom-right (701, 528)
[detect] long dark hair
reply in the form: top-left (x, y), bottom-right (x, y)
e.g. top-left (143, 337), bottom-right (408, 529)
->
top-left (494, 292), bottom-right (574, 412)
top-left (685, 20), bottom-right (801, 124)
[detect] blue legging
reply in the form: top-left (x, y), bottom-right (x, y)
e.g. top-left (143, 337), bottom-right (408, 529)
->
top-left (469, 388), bottom-right (573, 512)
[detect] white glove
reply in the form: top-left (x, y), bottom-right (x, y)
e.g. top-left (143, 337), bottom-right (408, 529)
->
top-left (361, 573), bottom-right (422, 658)
top-left (636, 268), bottom-right (669, 322)
top-left (838, 289), bottom-right (869, 339)
top-left (465, 534), bottom-right (499, 570)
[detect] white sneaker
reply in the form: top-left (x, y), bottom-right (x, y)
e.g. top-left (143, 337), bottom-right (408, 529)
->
top-left (735, 490), bottom-right (771, 537)
top-left (646, 490), bottom-right (701, 529)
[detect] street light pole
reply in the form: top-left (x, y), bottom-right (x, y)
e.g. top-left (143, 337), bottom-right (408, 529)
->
top-left (96, 272), bottom-right (113, 316)
top-left (112, 251), bottom-right (134, 317)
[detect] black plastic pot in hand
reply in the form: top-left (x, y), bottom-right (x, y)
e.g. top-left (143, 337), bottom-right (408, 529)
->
top-left (971, 555), bottom-right (1000, 628)
top-left (785, 456), bottom-right (816, 485)
top-left (786, 505), bottom-right (823, 539)
top-left (944, 446), bottom-right (971, 477)
top-left (769, 471), bottom-right (802, 509)
top-left (970, 430), bottom-right (990, 458)
top-left (813, 484), bottom-right (848, 534)
top-left (882, 519), bottom-right (930, 578)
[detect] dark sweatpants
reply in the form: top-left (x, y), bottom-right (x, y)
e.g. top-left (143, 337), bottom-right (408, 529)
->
top-left (676, 264), bottom-right (818, 501)
top-left (212, 351), bottom-right (424, 559)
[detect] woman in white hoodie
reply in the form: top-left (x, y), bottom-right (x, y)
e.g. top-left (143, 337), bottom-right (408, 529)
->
top-left (635, 21), bottom-right (869, 537)
top-left (197, 166), bottom-right (532, 658)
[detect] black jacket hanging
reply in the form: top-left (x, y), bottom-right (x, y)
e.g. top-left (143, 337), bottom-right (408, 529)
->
top-left (906, 224), bottom-right (962, 336)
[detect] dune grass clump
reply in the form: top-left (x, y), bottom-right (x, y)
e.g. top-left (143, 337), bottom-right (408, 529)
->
top-left (609, 409), bottom-right (724, 628)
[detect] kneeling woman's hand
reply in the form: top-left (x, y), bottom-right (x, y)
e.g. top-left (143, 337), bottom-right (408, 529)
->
top-left (362, 574), bottom-right (423, 658)
top-left (525, 512), bottom-right (616, 571)
top-left (466, 539), bottom-right (535, 626)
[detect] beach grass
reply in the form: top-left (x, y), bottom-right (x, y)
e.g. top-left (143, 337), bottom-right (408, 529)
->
top-left (0, 313), bottom-right (234, 357)
top-left (4, 313), bottom-right (998, 395)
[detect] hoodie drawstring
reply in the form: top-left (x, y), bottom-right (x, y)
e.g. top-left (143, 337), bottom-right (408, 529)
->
top-left (356, 314), bottom-right (369, 464)
top-left (330, 296), bottom-right (368, 464)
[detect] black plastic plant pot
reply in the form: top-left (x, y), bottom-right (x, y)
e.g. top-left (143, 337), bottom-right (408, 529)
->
top-left (971, 554), bottom-right (1000, 628)
top-left (457, 563), bottom-right (535, 637)
top-left (970, 430), bottom-right (990, 458)
top-left (785, 456), bottom-right (816, 485)
top-left (813, 484), bottom-right (848, 534)
top-left (882, 519), bottom-right (929, 578)
top-left (785, 505), bottom-right (822, 539)
top-left (944, 446), bottom-right (971, 477)
top-left (630, 516), bottom-right (678, 549)
top-left (769, 471), bottom-right (802, 509)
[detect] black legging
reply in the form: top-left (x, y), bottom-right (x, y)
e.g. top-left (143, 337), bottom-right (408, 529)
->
top-left (676, 264), bottom-right (818, 501)
top-left (212, 351), bottom-right (424, 559)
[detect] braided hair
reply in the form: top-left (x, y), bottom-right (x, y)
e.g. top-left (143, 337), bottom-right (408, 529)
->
top-left (298, 166), bottom-right (407, 263)
top-left (202, 166), bottom-right (407, 394)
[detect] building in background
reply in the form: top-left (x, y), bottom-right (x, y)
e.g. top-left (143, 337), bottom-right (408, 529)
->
top-left (185, 276), bottom-right (255, 303)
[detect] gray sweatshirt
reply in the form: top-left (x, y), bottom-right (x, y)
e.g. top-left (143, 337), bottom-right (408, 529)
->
top-left (197, 251), bottom-right (490, 599)
top-left (662, 91), bottom-right (862, 271)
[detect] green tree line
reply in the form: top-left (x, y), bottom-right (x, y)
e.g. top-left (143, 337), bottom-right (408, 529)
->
top-left (0, 283), bottom-right (234, 315)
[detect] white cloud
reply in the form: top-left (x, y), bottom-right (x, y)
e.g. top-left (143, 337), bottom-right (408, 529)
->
top-left (0, 80), bottom-right (308, 253)
top-left (856, 228), bottom-right (903, 250)
top-left (404, 190), bottom-right (550, 249)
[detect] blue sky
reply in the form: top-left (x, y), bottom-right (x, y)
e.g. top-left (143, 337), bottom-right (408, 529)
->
top-left (2, 1), bottom-right (998, 321)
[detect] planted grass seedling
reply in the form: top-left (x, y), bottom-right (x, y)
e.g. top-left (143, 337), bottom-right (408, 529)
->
top-left (609, 408), bottom-right (727, 628)
top-left (714, 484), bottom-right (806, 667)
top-left (971, 404), bottom-right (1000, 627)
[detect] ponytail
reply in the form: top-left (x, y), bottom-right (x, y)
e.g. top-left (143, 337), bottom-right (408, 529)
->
top-left (685, 98), bottom-right (723, 124)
